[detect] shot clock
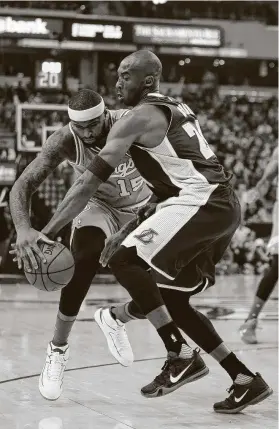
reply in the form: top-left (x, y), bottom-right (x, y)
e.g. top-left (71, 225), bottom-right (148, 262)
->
top-left (35, 60), bottom-right (63, 90)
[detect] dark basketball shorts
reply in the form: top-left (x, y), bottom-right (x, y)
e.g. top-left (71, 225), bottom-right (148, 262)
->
top-left (122, 184), bottom-right (241, 295)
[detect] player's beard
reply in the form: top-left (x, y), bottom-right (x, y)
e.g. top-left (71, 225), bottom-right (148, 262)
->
top-left (83, 123), bottom-right (107, 148)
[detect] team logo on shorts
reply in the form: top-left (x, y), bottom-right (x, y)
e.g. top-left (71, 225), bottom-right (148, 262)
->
top-left (134, 228), bottom-right (158, 244)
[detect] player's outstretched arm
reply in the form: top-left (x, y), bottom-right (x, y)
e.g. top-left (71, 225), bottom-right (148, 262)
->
top-left (255, 147), bottom-right (278, 191)
top-left (9, 126), bottom-right (75, 271)
top-left (42, 110), bottom-right (149, 238)
top-left (245, 147), bottom-right (278, 204)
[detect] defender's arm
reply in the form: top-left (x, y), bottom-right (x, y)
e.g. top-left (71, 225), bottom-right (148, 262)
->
top-left (43, 109), bottom-right (151, 237)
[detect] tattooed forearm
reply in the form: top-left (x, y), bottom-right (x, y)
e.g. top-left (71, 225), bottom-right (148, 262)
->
top-left (9, 126), bottom-right (75, 232)
top-left (10, 164), bottom-right (53, 231)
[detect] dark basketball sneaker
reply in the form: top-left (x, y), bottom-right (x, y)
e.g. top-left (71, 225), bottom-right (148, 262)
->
top-left (214, 373), bottom-right (273, 414)
top-left (141, 349), bottom-right (209, 398)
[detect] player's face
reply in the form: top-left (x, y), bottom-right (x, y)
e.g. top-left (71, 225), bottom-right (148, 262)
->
top-left (116, 60), bottom-right (145, 106)
top-left (71, 114), bottom-right (105, 145)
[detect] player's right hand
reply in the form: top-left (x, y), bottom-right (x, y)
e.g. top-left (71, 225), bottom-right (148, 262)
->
top-left (9, 227), bottom-right (54, 272)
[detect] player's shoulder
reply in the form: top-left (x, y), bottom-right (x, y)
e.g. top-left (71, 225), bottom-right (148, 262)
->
top-left (107, 109), bottom-right (130, 124)
top-left (48, 123), bottom-right (72, 141)
top-left (132, 103), bottom-right (169, 128)
top-left (42, 124), bottom-right (75, 159)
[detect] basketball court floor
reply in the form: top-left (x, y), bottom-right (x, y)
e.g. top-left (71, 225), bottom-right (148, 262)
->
top-left (0, 275), bottom-right (277, 429)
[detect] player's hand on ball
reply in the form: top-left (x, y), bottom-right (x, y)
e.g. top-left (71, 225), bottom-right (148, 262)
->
top-left (9, 227), bottom-right (54, 272)
top-left (99, 232), bottom-right (124, 267)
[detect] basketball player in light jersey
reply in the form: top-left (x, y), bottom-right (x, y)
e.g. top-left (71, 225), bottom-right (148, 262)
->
top-left (9, 89), bottom-right (151, 400)
top-left (240, 147), bottom-right (278, 343)
top-left (33, 50), bottom-right (273, 413)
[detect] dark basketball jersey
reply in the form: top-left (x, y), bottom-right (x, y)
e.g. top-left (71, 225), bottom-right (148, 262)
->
top-left (130, 93), bottom-right (231, 205)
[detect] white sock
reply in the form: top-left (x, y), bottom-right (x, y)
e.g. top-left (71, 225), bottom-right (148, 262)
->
top-left (235, 373), bottom-right (254, 385)
top-left (179, 343), bottom-right (194, 359)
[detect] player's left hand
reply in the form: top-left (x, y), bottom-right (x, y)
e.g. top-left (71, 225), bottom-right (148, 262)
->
top-left (9, 228), bottom-right (54, 272)
top-left (99, 231), bottom-right (124, 267)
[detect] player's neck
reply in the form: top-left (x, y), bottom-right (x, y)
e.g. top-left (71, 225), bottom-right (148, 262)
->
top-left (137, 88), bottom-right (160, 106)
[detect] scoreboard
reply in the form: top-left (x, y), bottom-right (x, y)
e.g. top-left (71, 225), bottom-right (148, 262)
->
top-left (35, 60), bottom-right (63, 90)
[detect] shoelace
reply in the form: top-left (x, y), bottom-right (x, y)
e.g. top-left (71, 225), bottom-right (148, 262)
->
top-left (226, 384), bottom-right (235, 395)
top-left (221, 384), bottom-right (234, 405)
top-left (154, 360), bottom-right (172, 384)
top-left (224, 384), bottom-right (240, 405)
top-left (114, 325), bottom-right (129, 349)
top-left (153, 346), bottom-right (198, 385)
top-left (47, 352), bottom-right (66, 381)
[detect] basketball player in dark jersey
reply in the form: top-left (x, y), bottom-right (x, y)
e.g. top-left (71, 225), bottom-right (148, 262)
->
top-left (9, 89), bottom-right (150, 400)
top-left (25, 51), bottom-right (272, 413)
top-left (240, 147), bottom-right (278, 343)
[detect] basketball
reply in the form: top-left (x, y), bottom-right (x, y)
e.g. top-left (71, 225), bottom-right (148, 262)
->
top-left (24, 242), bottom-right (75, 292)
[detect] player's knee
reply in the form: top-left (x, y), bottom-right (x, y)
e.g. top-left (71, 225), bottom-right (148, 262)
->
top-left (71, 227), bottom-right (106, 262)
top-left (109, 246), bottom-right (137, 272)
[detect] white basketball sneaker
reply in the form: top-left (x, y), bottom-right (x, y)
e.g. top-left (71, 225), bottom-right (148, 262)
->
top-left (94, 307), bottom-right (134, 367)
top-left (39, 342), bottom-right (69, 400)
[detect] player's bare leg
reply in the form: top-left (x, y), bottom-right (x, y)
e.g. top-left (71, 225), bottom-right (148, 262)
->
top-left (39, 227), bottom-right (105, 400)
top-left (240, 255), bottom-right (278, 344)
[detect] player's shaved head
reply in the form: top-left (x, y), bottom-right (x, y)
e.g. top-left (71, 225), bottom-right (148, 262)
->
top-left (117, 50), bottom-right (163, 106)
top-left (120, 50), bottom-right (162, 80)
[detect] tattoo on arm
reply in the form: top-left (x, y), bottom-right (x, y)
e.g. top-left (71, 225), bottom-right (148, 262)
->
top-left (9, 127), bottom-right (75, 232)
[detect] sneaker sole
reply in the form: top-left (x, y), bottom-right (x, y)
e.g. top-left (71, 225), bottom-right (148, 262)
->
top-left (214, 387), bottom-right (273, 414)
top-left (141, 366), bottom-right (209, 398)
top-left (94, 308), bottom-right (133, 367)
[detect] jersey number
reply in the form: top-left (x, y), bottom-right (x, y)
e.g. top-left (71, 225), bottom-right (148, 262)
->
top-left (182, 123), bottom-right (214, 160)
top-left (117, 176), bottom-right (143, 197)
top-left (178, 103), bottom-right (214, 160)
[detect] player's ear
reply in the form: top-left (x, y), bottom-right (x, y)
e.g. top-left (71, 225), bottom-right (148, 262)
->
top-left (145, 75), bottom-right (154, 87)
